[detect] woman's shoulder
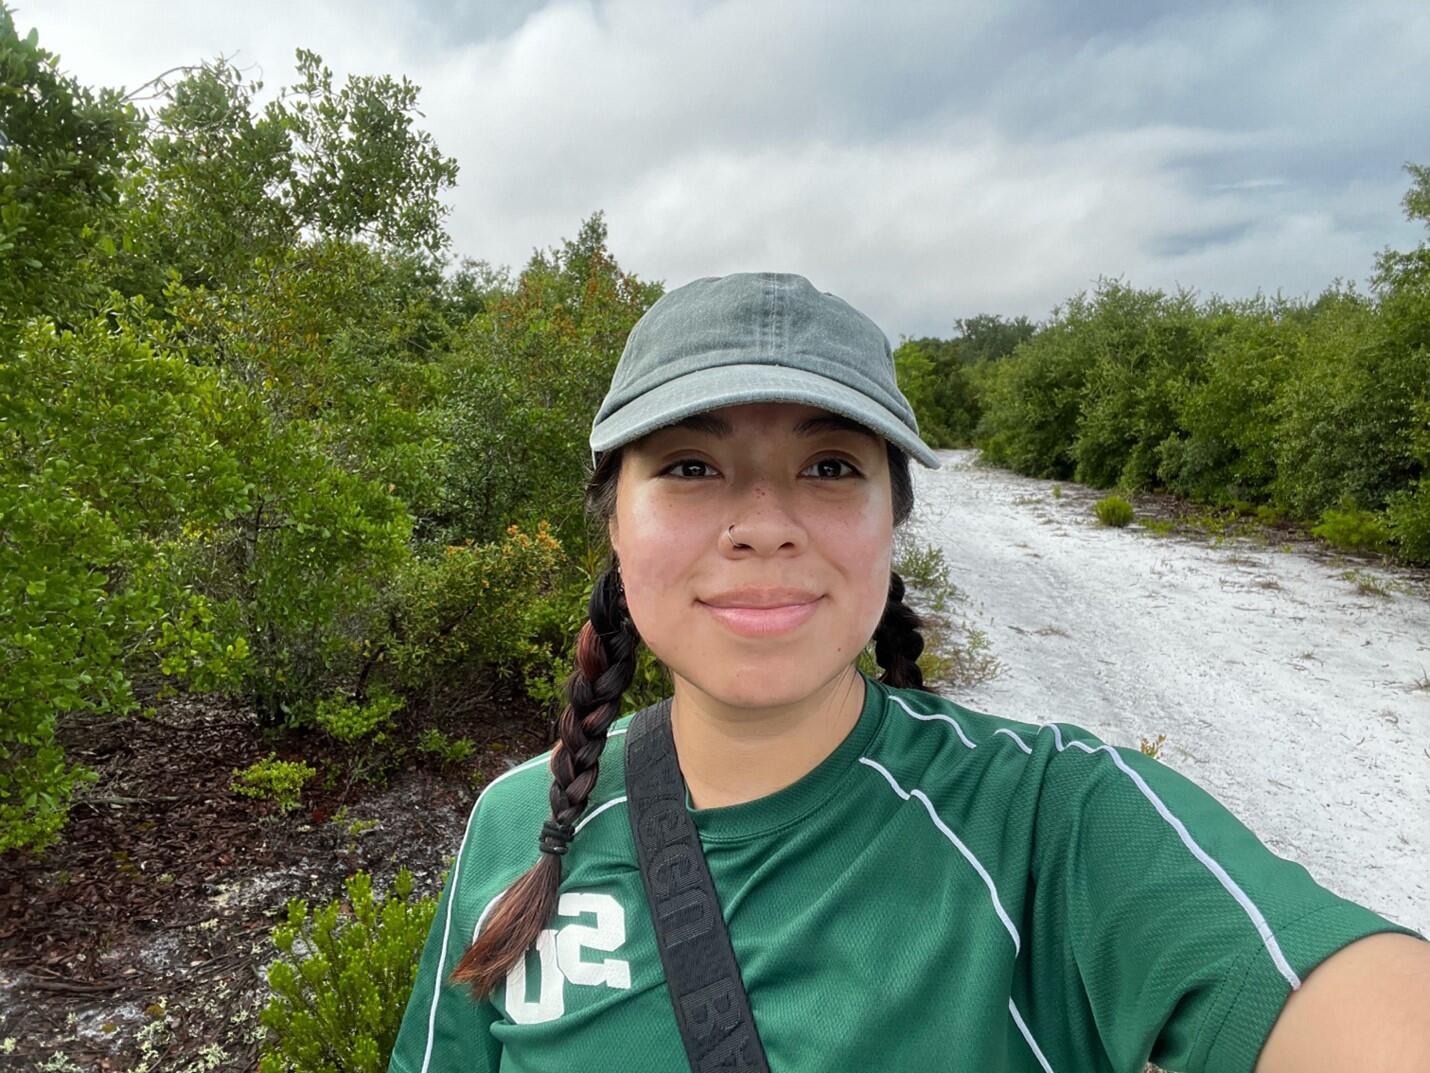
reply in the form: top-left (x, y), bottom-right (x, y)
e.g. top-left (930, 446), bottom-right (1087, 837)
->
top-left (465, 748), bottom-right (554, 835)
top-left (469, 714), bottom-right (639, 825)
top-left (869, 678), bottom-right (1132, 789)
top-left (874, 680), bottom-right (1056, 753)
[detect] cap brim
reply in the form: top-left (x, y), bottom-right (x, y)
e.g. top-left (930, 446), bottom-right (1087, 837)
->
top-left (589, 363), bottom-right (942, 469)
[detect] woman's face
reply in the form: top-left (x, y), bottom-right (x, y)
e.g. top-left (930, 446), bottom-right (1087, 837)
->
top-left (608, 401), bottom-right (894, 711)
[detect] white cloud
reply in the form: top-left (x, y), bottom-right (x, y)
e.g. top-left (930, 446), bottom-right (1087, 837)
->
top-left (19, 0), bottom-right (1430, 336)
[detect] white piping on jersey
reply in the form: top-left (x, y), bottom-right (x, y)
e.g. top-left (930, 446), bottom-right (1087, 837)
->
top-left (465, 726), bottom-right (634, 928)
top-left (474, 887), bottom-right (507, 941)
top-left (990, 719), bottom-right (1301, 990)
top-left (995, 727), bottom-right (1034, 754)
top-left (854, 757), bottom-right (1053, 1071)
top-left (569, 726), bottom-right (632, 837)
top-left (1035, 722), bottom-right (1303, 990)
top-left (575, 795), bottom-right (628, 834)
top-left (1007, 998), bottom-right (1056, 1073)
top-left (888, 692), bottom-right (977, 749)
top-left (857, 756), bottom-right (1021, 955)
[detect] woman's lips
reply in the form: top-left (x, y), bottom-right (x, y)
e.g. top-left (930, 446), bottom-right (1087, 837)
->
top-left (698, 597), bottom-right (823, 637)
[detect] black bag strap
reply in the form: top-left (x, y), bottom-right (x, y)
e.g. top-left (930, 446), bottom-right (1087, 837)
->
top-left (624, 698), bottom-right (771, 1073)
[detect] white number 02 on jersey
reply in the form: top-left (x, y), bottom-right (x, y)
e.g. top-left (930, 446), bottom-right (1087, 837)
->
top-left (505, 891), bottom-right (632, 1023)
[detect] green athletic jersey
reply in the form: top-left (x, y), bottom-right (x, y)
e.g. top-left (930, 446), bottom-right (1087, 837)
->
top-left (389, 670), bottom-right (1425, 1073)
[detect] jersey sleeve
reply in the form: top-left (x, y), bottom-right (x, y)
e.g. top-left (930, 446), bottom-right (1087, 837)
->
top-left (1024, 725), bottom-right (1426, 1073)
top-left (389, 808), bottom-right (504, 1073)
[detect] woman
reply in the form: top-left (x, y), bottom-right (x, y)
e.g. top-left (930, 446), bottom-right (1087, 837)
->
top-left (390, 272), bottom-right (1428, 1073)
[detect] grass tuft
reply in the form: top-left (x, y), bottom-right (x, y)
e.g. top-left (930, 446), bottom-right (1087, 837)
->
top-left (1094, 495), bottom-right (1134, 527)
top-left (1339, 569), bottom-right (1391, 598)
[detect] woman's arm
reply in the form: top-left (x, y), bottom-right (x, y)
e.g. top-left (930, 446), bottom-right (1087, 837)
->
top-left (1255, 932), bottom-right (1430, 1072)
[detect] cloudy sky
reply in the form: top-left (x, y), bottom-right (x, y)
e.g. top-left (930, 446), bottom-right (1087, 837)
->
top-left (21, 0), bottom-right (1430, 337)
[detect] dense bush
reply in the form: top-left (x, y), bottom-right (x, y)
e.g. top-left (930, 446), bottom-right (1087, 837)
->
top-left (0, 9), bottom-right (141, 329)
top-left (1311, 502), bottom-right (1394, 553)
top-left (0, 11), bottom-right (663, 853)
top-left (259, 869), bottom-right (437, 1073)
top-left (1094, 495), bottom-right (1135, 528)
top-left (893, 317), bottom-right (1033, 450)
top-left (1385, 478), bottom-right (1430, 560)
top-left (232, 755), bottom-right (319, 813)
top-left (1067, 284), bottom-right (1206, 491)
top-left (1156, 302), bottom-right (1300, 503)
top-left (956, 168), bottom-right (1430, 564)
top-left (972, 310), bottom-right (1095, 479)
top-left (434, 215), bottom-right (661, 553)
top-left (0, 310), bottom-right (254, 852)
top-left (1382, 390), bottom-right (1430, 560)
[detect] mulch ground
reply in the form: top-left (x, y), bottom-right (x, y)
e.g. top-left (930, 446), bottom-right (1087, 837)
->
top-left (0, 682), bottom-right (552, 1072)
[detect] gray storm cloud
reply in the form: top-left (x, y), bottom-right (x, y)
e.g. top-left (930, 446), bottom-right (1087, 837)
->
top-left (27, 0), bottom-right (1430, 335)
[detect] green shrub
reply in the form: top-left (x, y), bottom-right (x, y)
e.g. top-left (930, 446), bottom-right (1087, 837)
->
top-left (972, 314), bottom-right (1092, 479)
top-left (385, 522), bottom-right (563, 689)
top-left (1069, 283), bottom-right (1207, 491)
top-left (1272, 288), bottom-right (1424, 520)
top-left (1094, 495), bottom-right (1135, 527)
top-left (415, 728), bottom-right (476, 766)
top-left (1311, 503), bottom-right (1393, 553)
top-left (1159, 305), bottom-right (1296, 503)
top-left (0, 9), bottom-right (142, 328)
top-left (314, 684), bottom-right (404, 744)
top-left (0, 311), bottom-right (255, 853)
top-left (1385, 480), bottom-right (1430, 562)
top-left (259, 869), bottom-right (437, 1073)
top-left (232, 755), bottom-right (317, 812)
top-left (893, 534), bottom-right (958, 614)
top-left (435, 214), bottom-right (662, 555)
top-left (1339, 569), bottom-right (1391, 597)
top-left (1382, 400), bottom-right (1430, 563)
top-left (515, 557), bottom-right (671, 716)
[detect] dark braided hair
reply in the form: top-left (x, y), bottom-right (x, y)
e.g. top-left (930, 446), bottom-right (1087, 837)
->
top-left (873, 570), bottom-right (926, 690)
top-left (451, 438), bottom-right (937, 998)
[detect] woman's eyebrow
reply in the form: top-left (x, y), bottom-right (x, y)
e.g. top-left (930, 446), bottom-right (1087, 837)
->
top-left (668, 413), bottom-right (879, 444)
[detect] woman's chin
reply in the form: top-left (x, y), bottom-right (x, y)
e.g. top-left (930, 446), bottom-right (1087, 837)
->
top-left (674, 659), bottom-right (846, 713)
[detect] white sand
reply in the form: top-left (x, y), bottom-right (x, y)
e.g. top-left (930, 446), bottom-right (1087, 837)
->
top-left (910, 449), bottom-right (1430, 938)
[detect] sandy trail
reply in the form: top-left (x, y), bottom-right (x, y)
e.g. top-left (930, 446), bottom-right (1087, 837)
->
top-left (910, 449), bottom-right (1430, 937)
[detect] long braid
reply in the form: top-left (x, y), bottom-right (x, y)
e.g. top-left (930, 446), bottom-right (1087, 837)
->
top-left (450, 562), bottom-right (639, 998)
top-left (872, 570), bottom-right (931, 691)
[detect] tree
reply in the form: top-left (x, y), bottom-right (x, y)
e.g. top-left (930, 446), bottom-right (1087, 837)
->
top-left (0, 4), bottom-right (141, 328)
top-left (0, 306), bottom-right (255, 852)
top-left (954, 313), bottom-right (1035, 366)
top-left (434, 213), bottom-right (662, 553)
top-left (117, 49), bottom-right (460, 303)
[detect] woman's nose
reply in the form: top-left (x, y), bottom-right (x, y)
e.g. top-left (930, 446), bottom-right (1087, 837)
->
top-left (720, 486), bottom-right (806, 554)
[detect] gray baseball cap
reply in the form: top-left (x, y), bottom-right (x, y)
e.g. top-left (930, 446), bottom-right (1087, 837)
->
top-left (589, 272), bottom-right (942, 470)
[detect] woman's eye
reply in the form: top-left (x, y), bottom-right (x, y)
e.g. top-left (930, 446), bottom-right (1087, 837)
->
top-left (659, 457), bottom-right (860, 479)
top-left (662, 459), bottom-right (717, 479)
top-left (803, 457), bottom-right (861, 480)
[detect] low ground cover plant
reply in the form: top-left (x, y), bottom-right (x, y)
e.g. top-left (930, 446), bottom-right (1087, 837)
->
top-left (231, 756), bottom-right (318, 813)
top-left (259, 868), bottom-right (437, 1073)
top-left (1094, 495), bottom-right (1135, 527)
